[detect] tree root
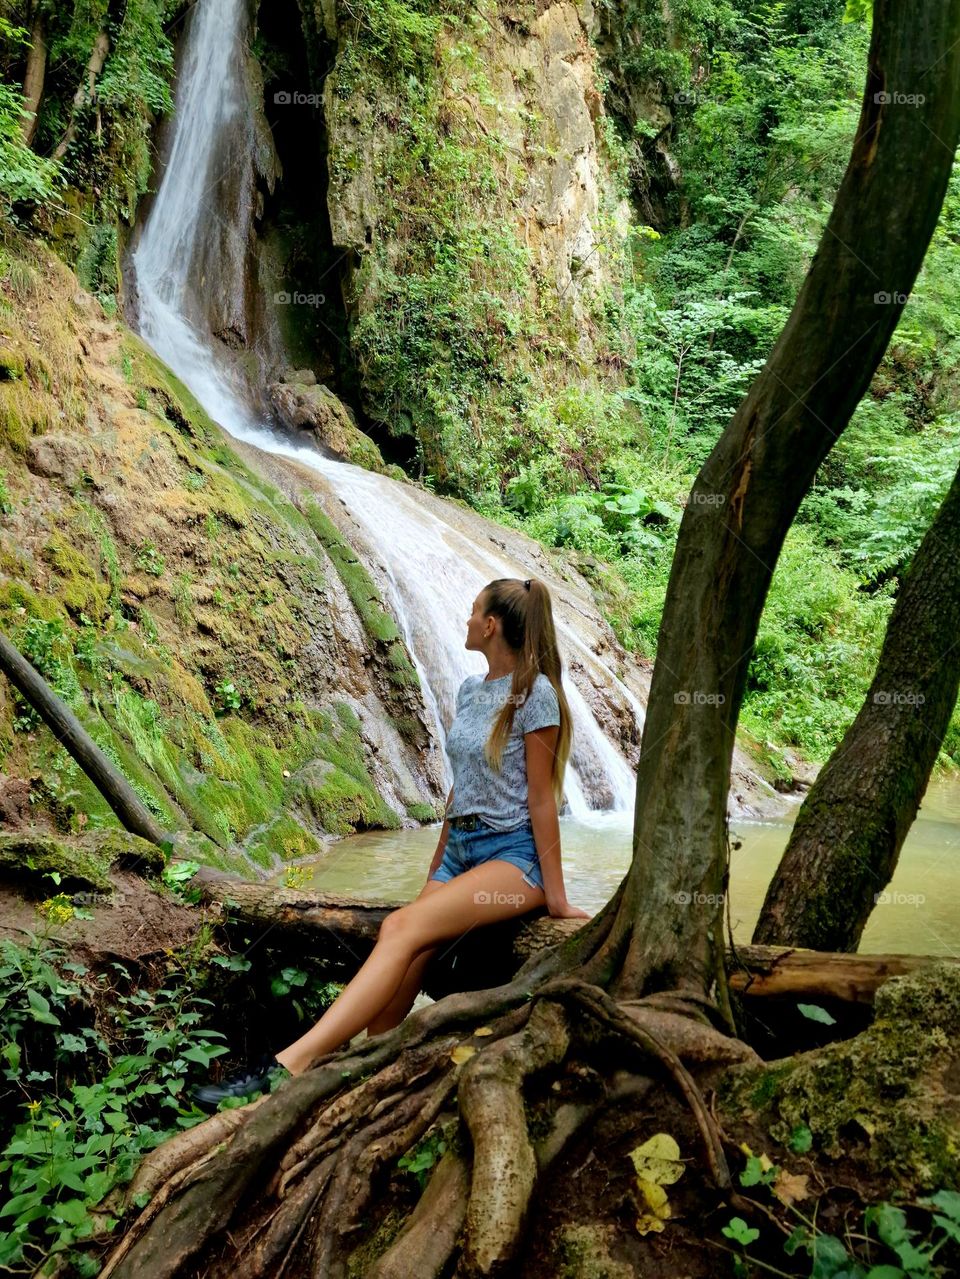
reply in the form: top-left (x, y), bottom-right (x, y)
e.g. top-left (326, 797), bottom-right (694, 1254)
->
top-left (101, 960), bottom-right (749, 1279)
top-left (458, 999), bottom-right (573, 1274)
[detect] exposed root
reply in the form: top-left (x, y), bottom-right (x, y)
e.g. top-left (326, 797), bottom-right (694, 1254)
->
top-left (535, 976), bottom-right (732, 1191)
top-left (101, 956), bottom-right (749, 1279)
top-left (310, 1072), bottom-right (458, 1276)
top-left (122, 1104), bottom-right (262, 1207)
top-left (273, 1035), bottom-right (459, 1197)
top-left (367, 1148), bottom-right (471, 1279)
top-left (220, 1154), bottom-right (337, 1279)
top-left (458, 999), bottom-right (573, 1274)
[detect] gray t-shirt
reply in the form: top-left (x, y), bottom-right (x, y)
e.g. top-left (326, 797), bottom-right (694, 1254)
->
top-left (445, 672), bottom-right (561, 831)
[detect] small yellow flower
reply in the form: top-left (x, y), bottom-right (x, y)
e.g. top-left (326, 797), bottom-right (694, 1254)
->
top-left (26, 1100), bottom-right (41, 1113)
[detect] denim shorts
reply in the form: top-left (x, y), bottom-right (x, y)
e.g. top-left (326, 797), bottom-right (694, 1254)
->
top-left (430, 819), bottom-right (544, 891)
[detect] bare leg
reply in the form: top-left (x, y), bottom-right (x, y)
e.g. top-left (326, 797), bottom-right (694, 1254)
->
top-left (366, 944), bottom-right (439, 1037)
top-left (365, 878), bottom-right (444, 1037)
top-left (275, 860), bottom-right (544, 1075)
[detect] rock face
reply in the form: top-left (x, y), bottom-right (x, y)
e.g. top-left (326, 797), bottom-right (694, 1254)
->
top-left (324, 0), bottom-right (623, 344)
top-left (268, 376), bottom-right (386, 470)
top-left (323, 0), bottom-right (627, 348)
top-left (0, 237), bottom-right (444, 877)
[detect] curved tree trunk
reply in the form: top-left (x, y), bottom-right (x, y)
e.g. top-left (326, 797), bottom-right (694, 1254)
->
top-left (580, 0), bottom-right (960, 1009)
top-left (753, 462), bottom-right (960, 950)
top-left (97, 5), bottom-right (960, 1276)
top-left (20, 10), bottom-right (47, 147)
top-left (51, 29), bottom-right (111, 162)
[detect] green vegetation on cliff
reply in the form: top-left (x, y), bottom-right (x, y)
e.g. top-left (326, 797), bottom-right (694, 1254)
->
top-left (0, 231), bottom-right (426, 869)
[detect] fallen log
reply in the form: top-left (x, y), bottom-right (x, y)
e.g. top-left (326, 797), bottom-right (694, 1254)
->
top-left (193, 866), bottom-right (958, 1007)
top-left (0, 631), bottom-right (169, 848)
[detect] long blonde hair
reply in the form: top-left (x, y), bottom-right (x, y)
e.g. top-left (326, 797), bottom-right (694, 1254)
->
top-left (481, 577), bottom-right (572, 805)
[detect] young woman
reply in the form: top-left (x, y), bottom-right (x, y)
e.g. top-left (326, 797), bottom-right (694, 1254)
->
top-left (195, 576), bottom-right (589, 1108)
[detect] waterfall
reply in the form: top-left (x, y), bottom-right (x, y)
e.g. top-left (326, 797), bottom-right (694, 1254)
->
top-left (131, 0), bottom-right (643, 817)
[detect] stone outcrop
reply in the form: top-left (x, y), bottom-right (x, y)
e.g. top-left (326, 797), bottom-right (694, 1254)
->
top-left (268, 374), bottom-right (386, 470)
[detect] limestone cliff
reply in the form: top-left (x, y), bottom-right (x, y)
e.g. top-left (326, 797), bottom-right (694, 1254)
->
top-left (0, 234), bottom-right (444, 875)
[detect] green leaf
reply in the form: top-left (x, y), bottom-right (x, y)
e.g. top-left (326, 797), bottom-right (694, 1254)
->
top-left (721, 1216), bottom-right (759, 1245)
top-left (52, 1198), bottom-right (89, 1226)
top-left (26, 987), bottom-right (60, 1025)
top-left (787, 1124), bottom-right (813, 1153)
top-left (1, 1191), bottom-right (41, 1218)
top-left (797, 1002), bottom-right (836, 1025)
top-left (57, 1034), bottom-right (87, 1053)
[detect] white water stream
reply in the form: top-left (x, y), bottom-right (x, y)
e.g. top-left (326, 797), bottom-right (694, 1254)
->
top-left (131, 0), bottom-right (643, 816)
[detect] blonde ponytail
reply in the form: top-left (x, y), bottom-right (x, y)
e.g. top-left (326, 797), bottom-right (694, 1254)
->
top-left (480, 577), bottom-right (572, 805)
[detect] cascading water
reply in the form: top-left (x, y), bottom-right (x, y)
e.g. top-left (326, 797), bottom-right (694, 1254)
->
top-left (132, 0), bottom-right (643, 817)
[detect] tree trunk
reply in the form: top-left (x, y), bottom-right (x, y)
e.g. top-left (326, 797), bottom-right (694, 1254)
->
top-left (578, 0), bottom-right (960, 1010)
top-left (97, 6), bottom-right (960, 1276)
top-left (20, 10), bottom-right (47, 148)
top-left (754, 462), bottom-right (960, 950)
top-left (0, 631), bottom-right (169, 847)
top-left (51, 29), bottom-right (111, 162)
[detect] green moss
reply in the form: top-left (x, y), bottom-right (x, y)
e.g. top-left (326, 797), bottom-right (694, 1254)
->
top-left (41, 534), bottom-right (111, 621)
top-left (292, 758), bottom-right (401, 837)
top-left (0, 829), bottom-right (163, 893)
top-left (719, 963), bottom-right (960, 1192)
top-left (301, 502), bottom-right (423, 736)
top-left (0, 347), bottom-right (25, 380)
top-left (243, 813), bottom-right (325, 870)
top-left (405, 801), bottom-right (440, 822)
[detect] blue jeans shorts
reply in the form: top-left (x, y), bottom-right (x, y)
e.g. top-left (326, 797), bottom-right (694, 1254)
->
top-left (430, 819), bottom-right (544, 892)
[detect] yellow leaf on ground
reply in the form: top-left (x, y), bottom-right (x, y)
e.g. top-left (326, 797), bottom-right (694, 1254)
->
top-left (773, 1170), bottom-right (810, 1207)
top-left (636, 1178), bottom-right (672, 1235)
top-left (627, 1133), bottom-right (685, 1186)
top-left (450, 1045), bottom-right (477, 1065)
top-left (473, 1026), bottom-right (494, 1037)
top-left (628, 1134), bottom-right (685, 1237)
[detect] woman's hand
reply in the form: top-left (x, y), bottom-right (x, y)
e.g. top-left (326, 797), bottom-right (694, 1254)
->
top-left (547, 898), bottom-right (591, 920)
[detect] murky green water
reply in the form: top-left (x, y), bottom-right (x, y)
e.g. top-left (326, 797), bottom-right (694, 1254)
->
top-left (280, 777), bottom-right (960, 956)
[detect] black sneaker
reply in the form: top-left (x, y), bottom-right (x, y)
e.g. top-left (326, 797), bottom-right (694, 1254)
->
top-left (192, 1054), bottom-right (290, 1111)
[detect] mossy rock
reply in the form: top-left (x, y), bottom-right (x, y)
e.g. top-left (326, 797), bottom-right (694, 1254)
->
top-left (553, 1223), bottom-right (634, 1279)
top-left (41, 533), bottom-right (111, 621)
top-left (243, 812), bottom-right (326, 870)
top-left (291, 758), bottom-right (402, 837)
top-left (718, 962), bottom-right (960, 1192)
top-left (0, 829), bottom-right (164, 893)
top-left (405, 801), bottom-right (441, 823)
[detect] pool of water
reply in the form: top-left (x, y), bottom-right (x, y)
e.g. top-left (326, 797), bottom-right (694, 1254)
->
top-left (277, 777), bottom-right (960, 956)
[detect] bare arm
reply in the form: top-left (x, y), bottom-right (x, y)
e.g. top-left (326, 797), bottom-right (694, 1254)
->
top-left (525, 727), bottom-right (589, 918)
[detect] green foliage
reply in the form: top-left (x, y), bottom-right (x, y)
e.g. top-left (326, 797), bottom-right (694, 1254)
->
top-left (0, 17), bottom-right (61, 210)
top-left (0, 934), bottom-right (227, 1271)
top-left (720, 1144), bottom-right (960, 1278)
top-left (134, 540), bottom-right (165, 577)
top-left (213, 679), bottom-right (242, 714)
